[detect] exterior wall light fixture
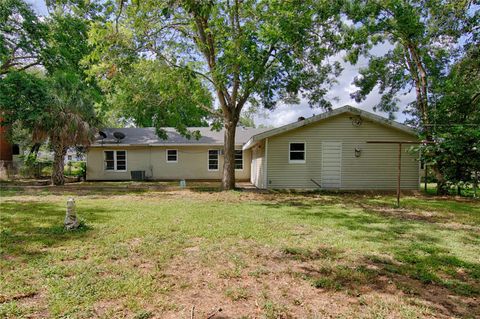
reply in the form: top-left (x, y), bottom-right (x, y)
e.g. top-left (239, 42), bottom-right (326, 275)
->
top-left (355, 147), bottom-right (362, 157)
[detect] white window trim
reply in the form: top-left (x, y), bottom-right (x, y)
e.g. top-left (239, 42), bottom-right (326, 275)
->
top-left (288, 142), bottom-right (306, 164)
top-left (234, 149), bottom-right (244, 171)
top-left (166, 149), bottom-right (178, 163)
top-left (208, 149), bottom-right (219, 171)
top-left (104, 150), bottom-right (127, 172)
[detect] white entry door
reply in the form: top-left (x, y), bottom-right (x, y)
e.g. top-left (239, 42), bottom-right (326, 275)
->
top-left (321, 142), bottom-right (342, 189)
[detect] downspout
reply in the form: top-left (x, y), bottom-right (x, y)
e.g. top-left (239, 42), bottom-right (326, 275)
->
top-left (265, 138), bottom-right (268, 189)
top-left (85, 149), bottom-right (89, 181)
top-left (148, 146), bottom-right (153, 180)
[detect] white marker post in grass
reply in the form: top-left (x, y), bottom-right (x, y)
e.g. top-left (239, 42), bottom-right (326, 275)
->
top-left (64, 197), bottom-right (79, 230)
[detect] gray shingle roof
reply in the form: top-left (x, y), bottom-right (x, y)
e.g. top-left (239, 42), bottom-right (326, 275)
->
top-left (93, 127), bottom-right (269, 146)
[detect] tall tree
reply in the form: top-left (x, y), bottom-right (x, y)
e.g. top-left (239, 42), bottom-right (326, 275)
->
top-left (0, 69), bottom-right (99, 185)
top-left (41, 12), bottom-right (102, 185)
top-left (342, 0), bottom-right (477, 137)
top-left (90, 0), bottom-right (342, 189)
top-left (421, 45), bottom-right (480, 194)
top-left (40, 71), bottom-right (99, 185)
top-left (1, 2), bottom-right (102, 185)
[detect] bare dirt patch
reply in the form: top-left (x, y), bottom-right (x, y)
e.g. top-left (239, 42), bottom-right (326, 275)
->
top-left (152, 243), bottom-right (449, 319)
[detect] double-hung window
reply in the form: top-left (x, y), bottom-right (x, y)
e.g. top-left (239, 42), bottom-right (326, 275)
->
top-left (104, 150), bottom-right (127, 171)
top-left (289, 143), bottom-right (305, 163)
top-left (166, 149), bottom-right (178, 163)
top-left (208, 150), bottom-right (219, 171)
top-left (235, 150), bottom-right (243, 170)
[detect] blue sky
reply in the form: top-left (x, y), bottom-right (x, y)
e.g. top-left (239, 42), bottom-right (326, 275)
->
top-left (28, 0), bottom-right (411, 127)
top-left (28, 0), bottom-right (47, 14)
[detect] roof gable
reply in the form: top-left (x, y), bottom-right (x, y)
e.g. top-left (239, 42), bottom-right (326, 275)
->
top-left (243, 105), bottom-right (417, 150)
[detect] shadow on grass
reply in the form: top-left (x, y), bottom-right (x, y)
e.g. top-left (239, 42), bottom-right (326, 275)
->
top-left (0, 187), bottom-right (151, 198)
top-left (188, 186), bottom-right (222, 193)
top-left (261, 199), bottom-right (480, 318)
top-left (264, 199), bottom-right (422, 243)
top-left (0, 201), bottom-right (111, 261)
top-left (297, 254), bottom-right (479, 318)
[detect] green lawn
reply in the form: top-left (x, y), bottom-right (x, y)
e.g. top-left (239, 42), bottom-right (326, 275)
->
top-left (1, 187), bottom-right (479, 318)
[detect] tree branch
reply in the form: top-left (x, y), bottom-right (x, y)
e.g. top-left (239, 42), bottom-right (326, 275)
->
top-left (192, 12), bottom-right (231, 112)
top-left (236, 44), bottom-right (276, 113)
top-left (231, 0), bottom-right (241, 105)
top-left (153, 51), bottom-right (216, 86)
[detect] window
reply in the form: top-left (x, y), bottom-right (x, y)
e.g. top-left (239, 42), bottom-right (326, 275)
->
top-left (104, 150), bottom-right (127, 171)
top-left (166, 149), bottom-right (178, 163)
top-left (289, 143), bottom-right (305, 163)
top-left (12, 144), bottom-right (20, 155)
top-left (67, 155), bottom-right (73, 161)
top-left (116, 151), bottom-right (126, 170)
top-left (105, 151), bottom-right (115, 170)
top-left (235, 150), bottom-right (243, 170)
top-left (208, 150), bottom-right (219, 171)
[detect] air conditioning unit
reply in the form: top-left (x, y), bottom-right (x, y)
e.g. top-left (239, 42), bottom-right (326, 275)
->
top-left (131, 170), bottom-right (146, 181)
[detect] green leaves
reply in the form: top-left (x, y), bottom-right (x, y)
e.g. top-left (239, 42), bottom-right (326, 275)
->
top-left (0, 71), bottom-right (50, 129)
top-left (419, 44), bottom-right (480, 190)
top-left (89, 0), bottom-right (343, 113)
top-left (0, 1), bottom-right (103, 185)
top-left (104, 59), bottom-right (213, 136)
top-left (42, 14), bottom-right (91, 75)
top-left (0, 0), bottom-right (48, 75)
top-left (342, 0), bottom-right (475, 123)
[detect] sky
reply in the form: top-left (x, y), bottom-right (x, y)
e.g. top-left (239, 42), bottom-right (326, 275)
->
top-left (28, 0), bottom-right (412, 128)
top-left (253, 56), bottom-right (414, 127)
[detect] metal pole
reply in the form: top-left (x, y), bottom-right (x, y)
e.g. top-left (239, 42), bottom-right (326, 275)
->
top-left (424, 163), bottom-right (428, 193)
top-left (474, 171), bottom-right (478, 198)
top-left (397, 143), bottom-right (402, 207)
top-left (366, 140), bottom-right (434, 206)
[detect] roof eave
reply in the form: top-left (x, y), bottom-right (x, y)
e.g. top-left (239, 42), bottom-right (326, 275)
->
top-left (90, 143), bottom-right (245, 147)
top-left (244, 106), bottom-right (417, 148)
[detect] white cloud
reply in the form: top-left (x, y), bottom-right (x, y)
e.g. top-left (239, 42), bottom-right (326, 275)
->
top-left (254, 45), bottom-right (415, 128)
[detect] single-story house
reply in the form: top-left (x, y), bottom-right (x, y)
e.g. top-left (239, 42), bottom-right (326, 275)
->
top-left (86, 105), bottom-right (421, 190)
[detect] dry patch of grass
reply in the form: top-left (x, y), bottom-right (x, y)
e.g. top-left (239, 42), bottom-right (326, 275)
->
top-left (1, 186), bottom-right (479, 318)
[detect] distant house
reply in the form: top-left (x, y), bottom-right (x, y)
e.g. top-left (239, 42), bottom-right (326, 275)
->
top-left (28, 148), bottom-right (84, 165)
top-left (86, 105), bottom-right (421, 190)
top-left (64, 148), bottom-right (85, 164)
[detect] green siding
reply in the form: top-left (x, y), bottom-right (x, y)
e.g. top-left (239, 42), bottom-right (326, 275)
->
top-left (265, 113), bottom-right (419, 190)
top-left (250, 140), bottom-right (266, 188)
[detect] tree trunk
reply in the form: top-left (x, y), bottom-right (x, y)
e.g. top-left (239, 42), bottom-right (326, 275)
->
top-left (222, 120), bottom-right (237, 190)
top-left (29, 143), bottom-right (41, 161)
top-left (405, 44), bottom-right (449, 192)
top-left (434, 168), bottom-right (449, 195)
top-left (52, 143), bottom-right (67, 186)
